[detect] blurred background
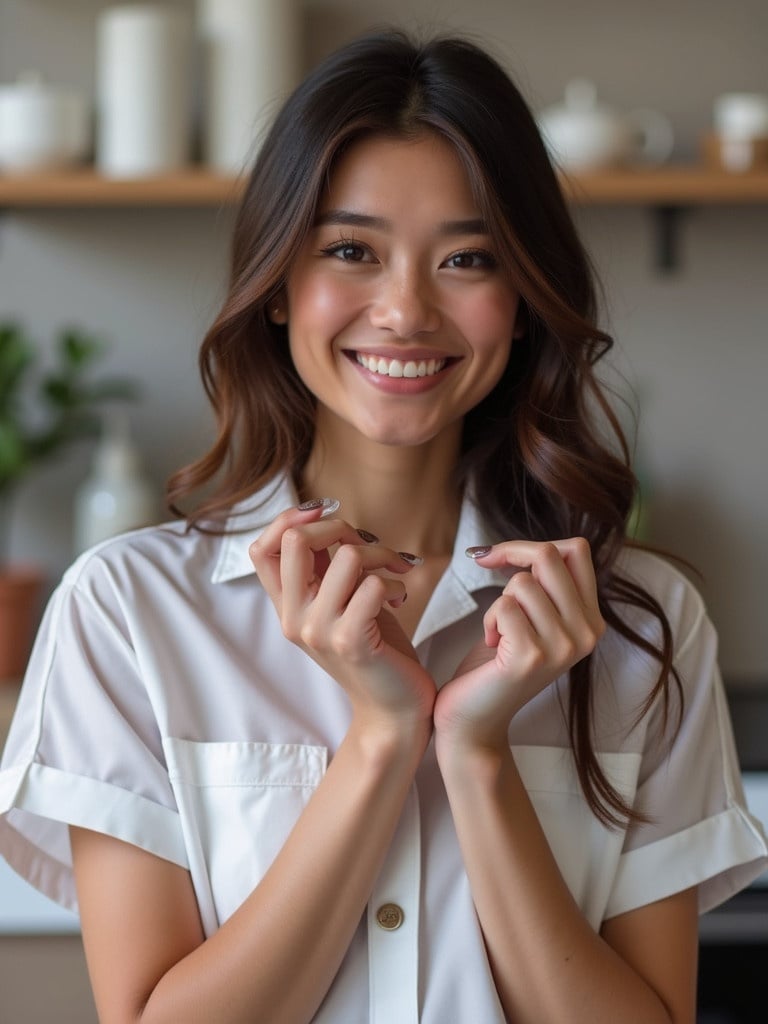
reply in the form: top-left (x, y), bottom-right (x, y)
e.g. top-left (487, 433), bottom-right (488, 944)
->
top-left (0, 2), bottom-right (766, 1021)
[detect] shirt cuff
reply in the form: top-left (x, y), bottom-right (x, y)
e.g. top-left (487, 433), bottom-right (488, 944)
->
top-left (606, 804), bottom-right (768, 919)
top-left (1, 762), bottom-right (187, 914)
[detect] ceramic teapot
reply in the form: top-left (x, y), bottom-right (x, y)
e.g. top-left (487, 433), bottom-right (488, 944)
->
top-left (0, 72), bottom-right (90, 172)
top-left (537, 79), bottom-right (674, 172)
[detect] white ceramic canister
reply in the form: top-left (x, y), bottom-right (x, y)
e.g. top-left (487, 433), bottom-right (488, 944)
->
top-left (197, 0), bottom-right (303, 174)
top-left (0, 73), bottom-right (90, 173)
top-left (96, 4), bottom-right (194, 177)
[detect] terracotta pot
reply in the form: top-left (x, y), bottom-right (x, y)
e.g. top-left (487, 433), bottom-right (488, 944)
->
top-left (0, 566), bottom-right (45, 683)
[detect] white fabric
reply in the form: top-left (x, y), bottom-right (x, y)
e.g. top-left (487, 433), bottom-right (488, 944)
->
top-left (1, 472), bottom-right (766, 1023)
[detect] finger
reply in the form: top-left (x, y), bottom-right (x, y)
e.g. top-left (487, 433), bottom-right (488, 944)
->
top-left (550, 537), bottom-right (601, 612)
top-left (482, 591), bottom-right (536, 649)
top-left (526, 538), bottom-right (604, 638)
top-left (280, 538), bottom-right (420, 633)
top-left (247, 500), bottom-right (337, 575)
top-left (249, 502), bottom-right (355, 601)
top-left (496, 569), bottom-right (600, 665)
top-left (342, 572), bottom-right (409, 616)
top-left (251, 504), bottom-right (360, 564)
top-left (498, 571), bottom-right (563, 641)
top-left (305, 543), bottom-right (419, 617)
top-left (499, 545), bottom-right (583, 630)
top-left (482, 543), bottom-right (589, 648)
top-left (469, 538), bottom-right (598, 618)
top-left (277, 522), bottom-right (371, 615)
top-left (297, 570), bottom-right (408, 655)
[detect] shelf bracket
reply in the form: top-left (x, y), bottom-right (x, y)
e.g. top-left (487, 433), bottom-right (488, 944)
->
top-left (652, 204), bottom-right (690, 273)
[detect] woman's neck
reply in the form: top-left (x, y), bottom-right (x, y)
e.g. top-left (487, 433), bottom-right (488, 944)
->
top-left (298, 426), bottom-right (463, 560)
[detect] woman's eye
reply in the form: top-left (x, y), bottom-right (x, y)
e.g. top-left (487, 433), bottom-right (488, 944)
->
top-left (445, 249), bottom-right (497, 270)
top-left (322, 241), bottom-right (370, 263)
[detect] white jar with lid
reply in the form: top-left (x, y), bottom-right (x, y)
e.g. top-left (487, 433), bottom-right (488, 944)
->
top-left (0, 72), bottom-right (90, 173)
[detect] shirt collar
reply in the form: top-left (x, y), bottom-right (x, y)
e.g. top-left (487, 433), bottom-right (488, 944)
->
top-left (211, 473), bottom-right (509, 594)
top-left (211, 473), bottom-right (299, 583)
top-left (444, 483), bottom-right (509, 592)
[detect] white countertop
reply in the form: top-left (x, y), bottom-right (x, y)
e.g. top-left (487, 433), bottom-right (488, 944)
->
top-left (0, 858), bottom-right (80, 934)
top-left (2, 686), bottom-right (80, 933)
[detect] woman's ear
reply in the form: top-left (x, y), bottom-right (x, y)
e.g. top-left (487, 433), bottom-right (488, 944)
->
top-left (267, 294), bottom-right (288, 325)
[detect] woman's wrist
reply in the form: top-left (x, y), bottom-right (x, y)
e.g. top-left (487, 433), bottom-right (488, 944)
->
top-left (347, 707), bottom-right (433, 770)
top-left (434, 727), bottom-right (514, 787)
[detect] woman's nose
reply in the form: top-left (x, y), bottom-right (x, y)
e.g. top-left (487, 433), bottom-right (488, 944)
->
top-left (368, 267), bottom-right (441, 337)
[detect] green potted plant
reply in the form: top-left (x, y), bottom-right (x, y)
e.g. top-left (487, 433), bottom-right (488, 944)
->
top-left (0, 322), bottom-right (137, 681)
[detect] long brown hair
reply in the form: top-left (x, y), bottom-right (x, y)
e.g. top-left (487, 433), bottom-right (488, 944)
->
top-left (169, 29), bottom-right (680, 827)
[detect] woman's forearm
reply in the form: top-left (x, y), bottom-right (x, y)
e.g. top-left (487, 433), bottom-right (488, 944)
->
top-left (435, 740), bottom-right (689, 1024)
top-left (129, 718), bottom-right (429, 1024)
top-left (149, 721), bottom-right (427, 1024)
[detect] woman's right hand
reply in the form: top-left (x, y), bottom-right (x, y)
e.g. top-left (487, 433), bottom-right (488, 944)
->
top-left (248, 501), bottom-right (437, 733)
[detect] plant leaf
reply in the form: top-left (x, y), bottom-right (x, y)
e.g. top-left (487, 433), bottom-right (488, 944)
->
top-left (0, 419), bottom-right (26, 480)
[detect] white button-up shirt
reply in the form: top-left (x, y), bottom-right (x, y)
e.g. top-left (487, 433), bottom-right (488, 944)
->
top-left (1, 474), bottom-right (766, 1022)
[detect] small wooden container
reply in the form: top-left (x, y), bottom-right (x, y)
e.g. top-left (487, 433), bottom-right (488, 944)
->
top-left (701, 130), bottom-right (768, 172)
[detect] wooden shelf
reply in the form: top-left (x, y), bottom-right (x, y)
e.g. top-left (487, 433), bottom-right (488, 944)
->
top-left (1, 165), bottom-right (768, 209)
top-left (0, 168), bottom-right (247, 207)
top-left (559, 165), bottom-right (768, 205)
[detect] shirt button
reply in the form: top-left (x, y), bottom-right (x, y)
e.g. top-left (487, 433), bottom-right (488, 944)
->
top-left (375, 902), bottom-right (405, 931)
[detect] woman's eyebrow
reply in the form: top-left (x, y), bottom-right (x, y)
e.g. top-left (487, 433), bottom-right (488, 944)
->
top-left (315, 210), bottom-right (389, 230)
top-left (314, 209), bottom-right (489, 235)
top-left (439, 218), bottom-right (489, 235)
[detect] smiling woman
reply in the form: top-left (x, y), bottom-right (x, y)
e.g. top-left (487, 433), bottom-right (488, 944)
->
top-left (0, 27), bottom-right (766, 1024)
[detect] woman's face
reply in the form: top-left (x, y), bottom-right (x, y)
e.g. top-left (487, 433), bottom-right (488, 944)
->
top-left (279, 131), bottom-right (522, 452)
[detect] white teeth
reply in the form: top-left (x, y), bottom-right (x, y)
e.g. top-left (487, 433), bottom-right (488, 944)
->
top-left (356, 353), bottom-right (447, 378)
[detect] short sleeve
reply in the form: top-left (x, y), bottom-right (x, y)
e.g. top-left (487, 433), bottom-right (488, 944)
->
top-left (0, 557), bottom-right (187, 914)
top-left (605, 583), bottom-right (768, 919)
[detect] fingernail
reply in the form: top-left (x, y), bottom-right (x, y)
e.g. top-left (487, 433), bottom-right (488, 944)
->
top-left (297, 497), bottom-right (340, 518)
top-left (465, 545), bottom-right (492, 559)
top-left (356, 528), bottom-right (379, 544)
top-left (398, 551), bottom-right (423, 566)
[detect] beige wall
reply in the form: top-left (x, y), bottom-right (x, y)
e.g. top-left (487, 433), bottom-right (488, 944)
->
top-left (1, 0), bottom-right (766, 685)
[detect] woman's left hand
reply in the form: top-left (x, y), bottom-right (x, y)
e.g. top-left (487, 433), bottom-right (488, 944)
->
top-left (433, 537), bottom-right (605, 751)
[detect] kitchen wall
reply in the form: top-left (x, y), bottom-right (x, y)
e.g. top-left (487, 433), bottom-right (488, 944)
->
top-left (0, 2), bottom-right (765, 1022)
top-left (0, 936), bottom-right (97, 1024)
top-left (0, 0), bottom-right (766, 685)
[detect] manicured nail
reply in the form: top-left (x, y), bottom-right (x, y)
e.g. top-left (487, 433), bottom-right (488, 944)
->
top-left (398, 551), bottom-right (423, 566)
top-left (356, 528), bottom-right (379, 544)
top-left (297, 497), bottom-right (340, 517)
top-left (466, 545), bottom-right (492, 559)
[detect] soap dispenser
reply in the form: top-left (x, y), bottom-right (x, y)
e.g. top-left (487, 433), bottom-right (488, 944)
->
top-left (74, 414), bottom-right (159, 555)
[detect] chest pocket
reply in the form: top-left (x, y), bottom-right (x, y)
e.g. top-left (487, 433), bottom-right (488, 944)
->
top-left (164, 738), bottom-right (327, 934)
